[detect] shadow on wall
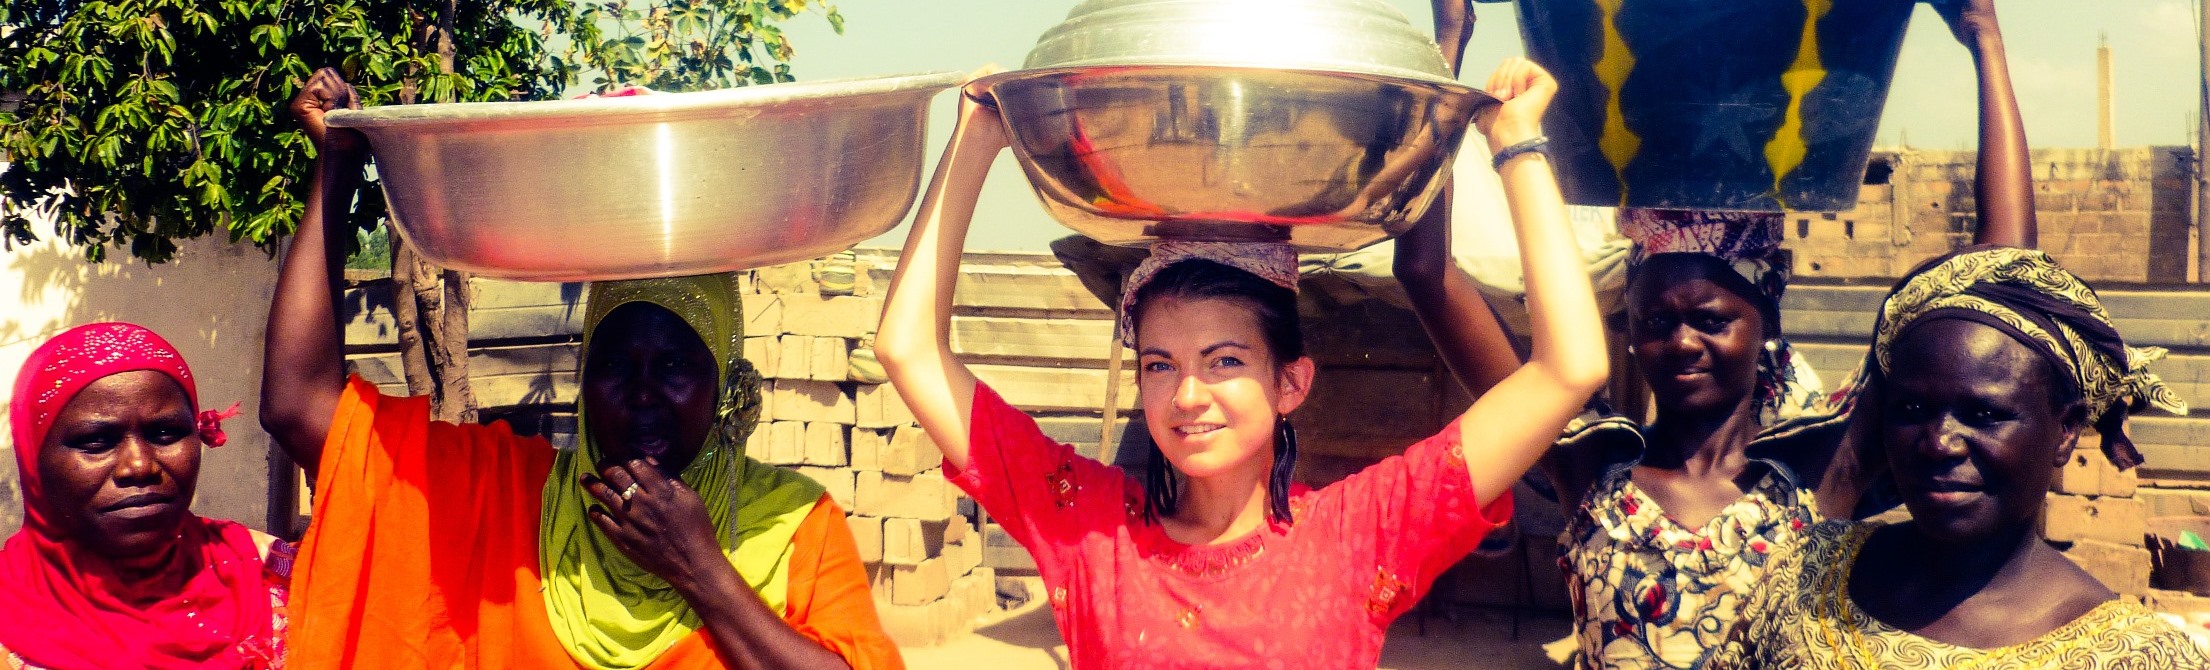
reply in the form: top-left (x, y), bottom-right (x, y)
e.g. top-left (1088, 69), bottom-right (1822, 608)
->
top-left (0, 232), bottom-right (284, 538)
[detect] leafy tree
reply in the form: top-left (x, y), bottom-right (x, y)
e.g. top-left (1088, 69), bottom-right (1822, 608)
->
top-left (0, 0), bottom-right (844, 261)
top-left (564, 0), bottom-right (845, 92)
top-left (0, 0), bottom-right (842, 421)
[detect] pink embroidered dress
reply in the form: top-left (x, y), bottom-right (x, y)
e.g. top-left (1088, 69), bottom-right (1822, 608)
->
top-left (947, 383), bottom-right (1512, 669)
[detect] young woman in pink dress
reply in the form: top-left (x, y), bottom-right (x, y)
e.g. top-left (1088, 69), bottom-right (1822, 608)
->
top-left (873, 59), bottom-right (1609, 669)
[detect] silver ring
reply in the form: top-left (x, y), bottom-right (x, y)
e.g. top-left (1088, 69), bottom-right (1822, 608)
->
top-left (621, 483), bottom-right (641, 500)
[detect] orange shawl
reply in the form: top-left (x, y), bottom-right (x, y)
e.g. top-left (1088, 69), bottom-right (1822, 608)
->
top-left (285, 376), bottom-right (901, 669)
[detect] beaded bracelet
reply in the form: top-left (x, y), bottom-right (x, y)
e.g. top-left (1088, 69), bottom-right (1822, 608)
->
top-left (1490, 136), bottom-right (1550, 170)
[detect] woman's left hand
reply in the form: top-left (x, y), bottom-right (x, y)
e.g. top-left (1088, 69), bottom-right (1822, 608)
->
top-left (584, 459), bottom-right (735, 597)
top-left (1477, 57), bottom-right (1557, 150)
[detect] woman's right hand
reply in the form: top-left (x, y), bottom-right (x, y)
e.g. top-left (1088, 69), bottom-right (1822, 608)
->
top-left (288, 68), bottom-right (366, 157)
top-left (1476, 57), bottom-right (1557, 150)
top-left (957, 67), bottom-right (1011, 153)
top-left (1933, 0), bottom-right (2002, 51)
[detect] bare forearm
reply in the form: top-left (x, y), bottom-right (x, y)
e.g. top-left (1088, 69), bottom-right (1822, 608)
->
top-left (1403, 0), bottom-right (1519, 395)
top-left (875, 109), bottom-right (1002, 471)
top-left (879, 151), bottom-right (980, 361)
top-left (684, 567), bottom-right (851, 670)
top-left (1397, 186), bottom-right (1523, 396)
top-left (1449, 148), bottom-right (1609, 507)
top-left (1969, 31), bottom-right (2035, 247)
top-left (260, 151), bottom-right (359, 473)
top-left (1499, 155), bottom-right (1607, 390)
top-left (1430, 0), bottom-right (1474, 73)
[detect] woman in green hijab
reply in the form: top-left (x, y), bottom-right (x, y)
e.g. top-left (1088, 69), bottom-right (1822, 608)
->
top-left (264, 70), bottom-right (903, 670)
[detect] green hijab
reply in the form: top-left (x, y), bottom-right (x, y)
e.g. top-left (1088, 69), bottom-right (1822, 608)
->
top-left (539, 274), bottom-right (826, 670)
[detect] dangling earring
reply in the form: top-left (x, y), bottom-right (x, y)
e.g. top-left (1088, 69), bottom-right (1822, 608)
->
top-left (1756, 339), bottom-right (1793, 419)
top-left (1268, 415), bottom-right (1298, 524)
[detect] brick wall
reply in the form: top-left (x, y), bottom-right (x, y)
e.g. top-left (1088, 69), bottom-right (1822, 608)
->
top-left (738, 261), bottom-right (1001, 647)
top-left (1787, 147), bottom-right (2195, 284)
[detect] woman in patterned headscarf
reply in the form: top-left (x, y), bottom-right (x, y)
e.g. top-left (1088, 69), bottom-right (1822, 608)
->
top-left (1391, 1), bottom-right (2050, 667)
top-left (1705, 246), bottom-right (2206, 669)
top-left (261, 70), bottom-right (899, 670)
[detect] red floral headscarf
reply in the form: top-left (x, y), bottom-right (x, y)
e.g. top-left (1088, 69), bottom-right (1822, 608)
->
top-left (0, 322), bottom-right (274, 668)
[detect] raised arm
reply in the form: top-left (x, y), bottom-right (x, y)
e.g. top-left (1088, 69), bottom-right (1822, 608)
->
top-left (1451, 59), bottom-right (1612, 506)
top-left (1430, 0), bottom-right (1475, 71)
top-left (1941, 0), bottom-right (2036, 247)
top-left (1399, 0), bottom-right (1523, 397)
top-left (261, 68), bottom-right (365, 476)
top-left (873, 89), bottom-right (1007, 472)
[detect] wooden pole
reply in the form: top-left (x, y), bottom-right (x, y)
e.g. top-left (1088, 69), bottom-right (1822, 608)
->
top-left (2197, 1), bottom-right (2210, 282)
top-left (1097, 313), bottom-right (1126, 466)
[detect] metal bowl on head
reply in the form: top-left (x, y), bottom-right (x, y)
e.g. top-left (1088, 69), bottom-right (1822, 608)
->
top-left (326, 71), bottom-right (963, 282)
top-left (969, 0), bottom-right (1494, 252)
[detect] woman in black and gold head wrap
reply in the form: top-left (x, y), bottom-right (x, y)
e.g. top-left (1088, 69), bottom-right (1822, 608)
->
top-left (1708, 246), bottom-right (2207, 669)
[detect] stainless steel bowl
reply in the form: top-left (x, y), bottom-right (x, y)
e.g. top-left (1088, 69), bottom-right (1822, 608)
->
top-left (326, 72), bottom-right (963, 281)
top-left (971, 0), bottom-right (1491, 251)
top-left (1021, 0), bottom-right (1462, 87)
top-left (979, 66), bottom-right (1488, 250)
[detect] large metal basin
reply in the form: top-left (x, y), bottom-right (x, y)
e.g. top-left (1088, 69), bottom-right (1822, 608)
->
top-left (971, 0), bottom-right (1491, 251)
top-left (976, 66), bottom-right (1488, 250)
top-left (326, 72), bottom-right (962, 281)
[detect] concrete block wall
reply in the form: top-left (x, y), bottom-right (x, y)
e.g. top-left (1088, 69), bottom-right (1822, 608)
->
top-left (730, 260), bottom-right (1004, 648)
top-left (1787, 147), bottom-right (2195, 284)
top-left (2047, 438), bottom-right (2155, 598)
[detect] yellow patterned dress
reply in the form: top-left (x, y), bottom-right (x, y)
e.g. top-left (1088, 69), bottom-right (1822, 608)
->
top-left (1708, 522), bottom-right (2210, 669)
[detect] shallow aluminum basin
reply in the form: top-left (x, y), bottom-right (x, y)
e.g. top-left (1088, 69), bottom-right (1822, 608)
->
top-left (326, 72), bottom-right (962, 281)
top-left (968, 0), bottom-right (1491, 251)
top-left (976, 66), bottom-right (1488, 251)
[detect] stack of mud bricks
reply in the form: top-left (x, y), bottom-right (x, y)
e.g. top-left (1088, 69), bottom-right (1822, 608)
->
top-left (737, 258), bottom-right (1000, 647)
top-left (2045, 434), bottom-right (2154, 600)
top-left (1787, 147), bottom-right (2193, 283)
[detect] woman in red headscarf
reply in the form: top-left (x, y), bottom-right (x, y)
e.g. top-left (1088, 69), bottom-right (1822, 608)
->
top-left (0, 322), bottom-right (288, 669)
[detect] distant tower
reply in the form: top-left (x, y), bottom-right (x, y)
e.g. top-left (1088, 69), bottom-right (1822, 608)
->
top-left (2099, 33), bottom-right (2115, 149)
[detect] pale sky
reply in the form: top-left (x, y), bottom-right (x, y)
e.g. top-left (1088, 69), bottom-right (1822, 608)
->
top-left (766, 1), bottom-right (2204, 251)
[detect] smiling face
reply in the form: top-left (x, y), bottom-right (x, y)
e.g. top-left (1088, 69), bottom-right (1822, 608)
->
top-left (37, 370), bottom-right (202, 563)
top-left (1135, 296), bottom-right (1314, 483)
top-left (1882, 318), bottom-right (2086, 545)
top-left (582, 302), bottom-right (719, 475)
top-left (1627, 257), bottom-right (1770, 418)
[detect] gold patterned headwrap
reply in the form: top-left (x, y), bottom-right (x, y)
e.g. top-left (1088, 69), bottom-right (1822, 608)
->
top-left (1872, 247), bottom-right (2187, 469)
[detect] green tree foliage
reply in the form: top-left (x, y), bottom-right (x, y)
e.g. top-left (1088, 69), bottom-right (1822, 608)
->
top-left (564, 0), bottom-right (844, 92)
top-left (0, 0), bottom-right (843, 263)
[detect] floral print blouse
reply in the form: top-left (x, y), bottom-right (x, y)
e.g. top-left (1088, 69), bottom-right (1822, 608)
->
top-left (1559, 421), bottom-right (1820, 669)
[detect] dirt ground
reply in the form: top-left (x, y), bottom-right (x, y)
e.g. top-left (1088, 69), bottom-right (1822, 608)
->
top-left (902, 579), bottom-right (1572, 670)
